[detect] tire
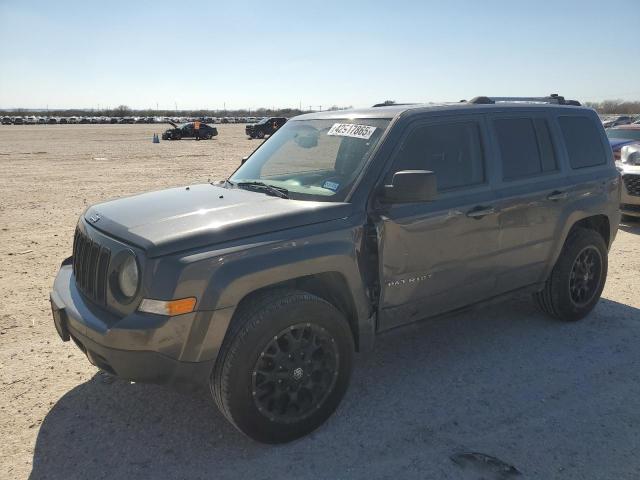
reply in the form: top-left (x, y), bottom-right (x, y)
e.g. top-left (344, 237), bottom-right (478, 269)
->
top-left (211, 289), bottom-right (354, 443)
top-left (256, 130), bottom-right (265, 139)
top-left (534, 228), bottom-right (608, 321)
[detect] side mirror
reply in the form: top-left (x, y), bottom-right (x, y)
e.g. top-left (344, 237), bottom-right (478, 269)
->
top-left (381, 170), bottom-right (437, 203)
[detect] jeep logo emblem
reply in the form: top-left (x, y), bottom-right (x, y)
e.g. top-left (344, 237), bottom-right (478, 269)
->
top-left (292, 367), bottom-right (304, 381)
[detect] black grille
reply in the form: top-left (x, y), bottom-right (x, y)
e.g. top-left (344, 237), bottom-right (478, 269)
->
top-left (623, 174), bottom-right (640, 197)
top-left (73, 228), bottom-right (111, 305)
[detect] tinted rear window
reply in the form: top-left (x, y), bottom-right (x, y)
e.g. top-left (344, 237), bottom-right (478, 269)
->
top-left (494, 118), bottom-right (557, 180)
top-left (558, 116), bottom-right (606, 169)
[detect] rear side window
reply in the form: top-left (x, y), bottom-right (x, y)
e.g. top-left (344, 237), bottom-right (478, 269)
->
top-left (558, 116), bottom-right (606, 169)
top-left (389, 122), bottom-right (484, 191)
top-left (494, 118), bottom-right (557, 180)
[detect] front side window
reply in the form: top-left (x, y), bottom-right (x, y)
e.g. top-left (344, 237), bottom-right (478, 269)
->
top-left (494, 117), bottom-right (557, 180)
top-left (387, 121), bottom-right (485, 191)
top-left (230, 118), bottom-right (390, 201)
top-left (559, 116), bottom-right (606, 169)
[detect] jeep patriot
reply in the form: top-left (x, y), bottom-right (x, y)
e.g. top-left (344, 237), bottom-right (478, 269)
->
top-left (51, 95), bottom-right (620, 443)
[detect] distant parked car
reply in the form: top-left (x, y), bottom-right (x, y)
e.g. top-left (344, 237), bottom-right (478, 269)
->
top-left (245, 117), bottom-right (287, 139)
top-left (615, 143), bottom-right (640, 220)
top-left (161, 121), bottom-right (218, 140)
top-left (607, 125), bottom-right (640, 161)
top-left (79, 117), bottom-right (90, 124)
top-left (1, 116), bottom-right (12, 125)
top-left (47, 117), bottom-right (58, 124)
top-left (58, 118), bottom-right (68, 124)
top-left (13, 117), bottom-right (24, 125)
top-left (602, 115), bottom-right (633, 128)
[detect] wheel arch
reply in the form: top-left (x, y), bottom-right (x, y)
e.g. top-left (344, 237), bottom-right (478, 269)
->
top-left (570, 214), bottom-right (611, 248)
top-left (229, 272), bottom-right (365, 351)
top-left (543, 213), bottom-right (612, 282)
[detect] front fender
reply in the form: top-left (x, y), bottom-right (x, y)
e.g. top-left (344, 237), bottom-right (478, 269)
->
top-left (159, 217), bottom-right (371, 362)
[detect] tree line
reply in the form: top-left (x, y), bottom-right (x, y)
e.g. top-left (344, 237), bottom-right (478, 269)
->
top-left (0, 104), bottom-right (353, 117)
top-left (583, 100), bottom-right (640, 115)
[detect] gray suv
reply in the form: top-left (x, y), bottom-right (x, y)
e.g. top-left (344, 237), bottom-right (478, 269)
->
top-left (50, 95), bottom-right (620, 443)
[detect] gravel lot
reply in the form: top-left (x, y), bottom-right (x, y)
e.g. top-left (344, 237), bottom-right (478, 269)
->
top-left (1, 124), bottom-right (639, 480)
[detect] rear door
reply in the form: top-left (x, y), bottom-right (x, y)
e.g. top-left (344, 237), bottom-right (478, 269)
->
top-left (374, 115), bottom-right (502, 331)
top-left (487, 111), bottom-right (569, 292)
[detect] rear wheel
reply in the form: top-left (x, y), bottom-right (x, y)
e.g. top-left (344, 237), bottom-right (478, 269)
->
top-left (211, 289), bottom-right (354, 443)
top-left (534, 228), bottom-right (607, 321)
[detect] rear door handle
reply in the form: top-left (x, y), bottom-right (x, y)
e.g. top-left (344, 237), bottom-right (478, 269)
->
top-left (547, 190), bottom-right (569, 201)
top-left (466, 205), bottom-right (496, 219)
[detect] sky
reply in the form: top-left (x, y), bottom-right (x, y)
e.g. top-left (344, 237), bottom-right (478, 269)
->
top-left (0, 0), bottom-right (639, 110)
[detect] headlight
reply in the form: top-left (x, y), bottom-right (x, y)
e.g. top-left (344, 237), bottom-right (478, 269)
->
top-left (118, 254), bottom-right (139, 298)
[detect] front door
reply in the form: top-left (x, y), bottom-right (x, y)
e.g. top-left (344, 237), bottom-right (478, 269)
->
top-left (373, 116), bottom-right (501, 331)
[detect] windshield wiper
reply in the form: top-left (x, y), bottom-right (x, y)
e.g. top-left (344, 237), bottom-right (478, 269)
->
top-left (236, 181), bottom-right (289, 199)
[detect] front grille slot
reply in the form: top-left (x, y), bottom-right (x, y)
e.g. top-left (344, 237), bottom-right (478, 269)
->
top-left (624, 174), bottom-right (640, 197)
top-left (72, 227), bottom-right (111, 305)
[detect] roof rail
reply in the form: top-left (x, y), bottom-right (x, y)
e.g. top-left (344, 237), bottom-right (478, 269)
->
top-left (371, 102), bottom-right (418, 107)
top-left (468, 94), bottom-right (581, 106)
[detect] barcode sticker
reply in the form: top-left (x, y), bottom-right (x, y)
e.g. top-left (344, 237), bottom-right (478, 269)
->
top-left (327, 123), bottom-right (376, 139)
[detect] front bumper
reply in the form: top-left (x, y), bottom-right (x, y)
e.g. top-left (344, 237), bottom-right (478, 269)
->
top-left (50, 265), bottom-right (220, 387)
top-left (620, 168), bottom-right (640, 217)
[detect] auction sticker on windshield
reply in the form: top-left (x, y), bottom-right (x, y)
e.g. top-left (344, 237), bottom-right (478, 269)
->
top-left (327, 123), bottom-right (376, 140)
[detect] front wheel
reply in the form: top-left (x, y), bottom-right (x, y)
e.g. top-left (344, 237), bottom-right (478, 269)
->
top-left (534, 228), bottom-right (608, 321)
top-left (256, 130), bottom-right (265, 139)
top-left (211, 290), bottom-right (354, 443)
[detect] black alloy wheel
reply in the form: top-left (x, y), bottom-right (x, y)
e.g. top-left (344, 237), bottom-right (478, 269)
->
top-left (251, 323), bottom-right (339, 423)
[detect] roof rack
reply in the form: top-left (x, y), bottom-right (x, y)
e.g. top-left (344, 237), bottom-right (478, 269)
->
top-left (468, 94), bottom-right (581, 106)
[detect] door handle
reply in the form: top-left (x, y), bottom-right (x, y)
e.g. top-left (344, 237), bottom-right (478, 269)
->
top-left (466, 206), bottom-right (496, 219)
top-left (547, 190), bottom-right (569, 201)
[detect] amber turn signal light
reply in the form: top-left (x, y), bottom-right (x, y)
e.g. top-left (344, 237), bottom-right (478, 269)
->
top-left (138, 297), bottom-right (197, 316)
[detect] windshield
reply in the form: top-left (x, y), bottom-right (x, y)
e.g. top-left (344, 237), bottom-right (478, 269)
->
top-left (230, 118), bottom-right (391, 201)
top-left (606, 128), bottom-right (640, 141)
top-left (257, 117), bottom-right (270, 124)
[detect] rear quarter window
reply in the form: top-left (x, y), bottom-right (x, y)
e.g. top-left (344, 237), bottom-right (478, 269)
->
top-left (558, 116), bottom-right (606, 169)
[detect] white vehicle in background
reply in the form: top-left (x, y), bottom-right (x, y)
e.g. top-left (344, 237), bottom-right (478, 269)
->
top-left (619, 144), bottom-right (640, 220)
top-left (67, 116), bottom-right (79, 124)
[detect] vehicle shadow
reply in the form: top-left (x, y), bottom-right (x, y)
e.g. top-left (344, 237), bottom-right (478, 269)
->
top-left (30, 296), bottom-right (640, 480)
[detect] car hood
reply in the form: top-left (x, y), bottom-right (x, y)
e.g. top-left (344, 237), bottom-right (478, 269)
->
top-left (84, 184), bottom-right (351, 257)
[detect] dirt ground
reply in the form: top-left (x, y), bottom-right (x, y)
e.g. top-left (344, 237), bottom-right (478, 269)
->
top-left (1, 124), bottom-right (640, 480)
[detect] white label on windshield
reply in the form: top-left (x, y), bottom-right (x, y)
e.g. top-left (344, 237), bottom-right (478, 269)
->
top-left (327, 123), bottom-right (376, 139)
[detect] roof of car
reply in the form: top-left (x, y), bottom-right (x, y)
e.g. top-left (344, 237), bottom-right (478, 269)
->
top-left (292, 102), bottom-right (588, 121)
